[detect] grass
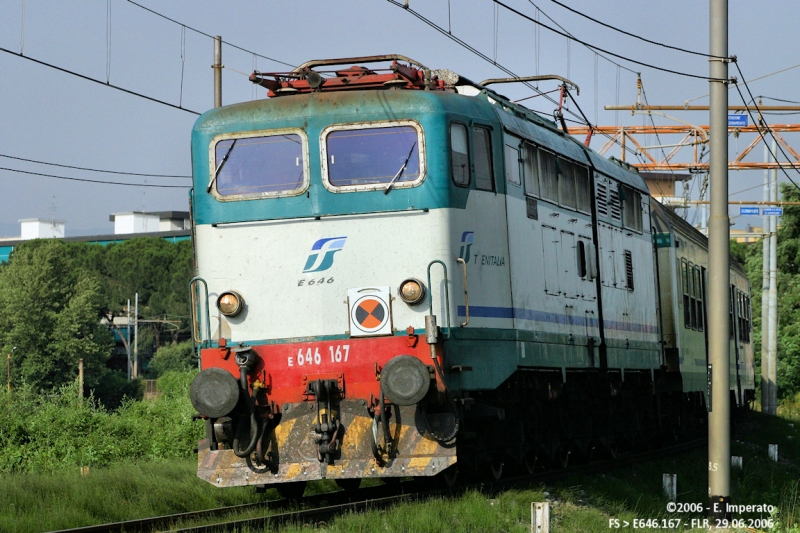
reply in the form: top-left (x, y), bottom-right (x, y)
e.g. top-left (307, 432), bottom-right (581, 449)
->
top-left (2, 408), bottom-right (798, 532)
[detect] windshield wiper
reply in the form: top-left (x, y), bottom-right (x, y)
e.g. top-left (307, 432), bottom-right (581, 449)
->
top-left (207, 139), bottom-right (237, 193)
top-left (384, 141), bottom-right (417, 195)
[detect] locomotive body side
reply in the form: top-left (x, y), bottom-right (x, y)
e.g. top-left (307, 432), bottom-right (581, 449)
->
top-left (188, 60), bottom-right (755, 491)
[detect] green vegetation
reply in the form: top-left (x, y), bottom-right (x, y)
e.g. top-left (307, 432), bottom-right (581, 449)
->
top-left (0, 372), bottom-right (202, 474)
top-left (0, 237), bottom-right (192, 406)
top-left (735, 183), bottom-right (800, 400)
top-left (0, 458), bottom-right (269, 533)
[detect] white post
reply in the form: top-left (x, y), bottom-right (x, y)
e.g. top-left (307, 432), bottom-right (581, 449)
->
top-left (532, 502), bottom-right (550, 533)
top-left (663, 474), bottom-right (677, 501)
top-left (768, 444), bottom-right (778, 461)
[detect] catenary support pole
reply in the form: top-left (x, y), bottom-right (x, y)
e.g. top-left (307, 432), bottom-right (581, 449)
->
top-left (78, 358), bottom-right (84, 399)
top-left (762, 142), bottom-right (771, 413)
top-left (133, 293), bottom-right (139, 378)
top-left (127, 299), bottom-right (132, 381)
top-left (214, 36), bottom-right (222, 108)
top-left (767, 138), bottom-right (778, 415)
top-left (708, 0), bottom-right (731, 521)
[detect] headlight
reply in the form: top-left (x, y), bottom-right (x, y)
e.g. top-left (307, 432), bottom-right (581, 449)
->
top-left (398, 278), bottom-right (426, 305)
top-left (217, 291), bottom-right (244, 316)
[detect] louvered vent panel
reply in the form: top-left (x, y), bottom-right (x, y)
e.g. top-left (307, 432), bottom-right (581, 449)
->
top-left (624, 250), bottom-right (634, 291)
top-left (596, 182), bottom-right (608, 217)
top-left (610, 186), bottom-right (622, 221)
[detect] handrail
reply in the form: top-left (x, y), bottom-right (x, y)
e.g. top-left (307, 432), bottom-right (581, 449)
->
top-left (479, 75), bottom-right (580, 95)
top-left (293, 54), bottom-right (429, 74)
top-left (426, 260), bottom-right (451, 339)
top-left (456, 258), bottom-right (469, 327)
top-left (189, 277), bottom-right (211, 346)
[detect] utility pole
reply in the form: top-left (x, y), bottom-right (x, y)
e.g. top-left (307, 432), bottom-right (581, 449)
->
top-left (767, 138), bottom-right (779, 414)
top-left (213, 36), bottom-right (222, 108)
top-left (762, 142), bottom-right (771, 414)
top-left (78, 358), bottom-right (84, 399)
top-left (133, 293), bottom-right (139, 378)
top-left (7, 346), bottom-right (16, 393)
top-left (708, 0), bottom-right (731, 521)
top-left (127, 299), bottom-right (132, 381)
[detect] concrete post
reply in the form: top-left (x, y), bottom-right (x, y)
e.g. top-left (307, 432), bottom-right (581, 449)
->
top-left (767, 138), bottom-right (779, 415)
top-left (707, 0), bottom-right (731, 520)
top-left (214, 36), bottom-right (222, 108)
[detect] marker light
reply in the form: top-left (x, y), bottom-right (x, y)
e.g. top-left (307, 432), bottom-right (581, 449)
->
top-left (217, 291), bottom-right (244, 317)
top-left (398, 278), bottom-right (426, 305)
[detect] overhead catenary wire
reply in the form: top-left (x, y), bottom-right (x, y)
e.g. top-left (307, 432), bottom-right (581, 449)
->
top-left (124, 0), bottom-right (295, 69)
top-left (0, 166), bottom-right (190, 188)
top-left (0, 153), bottom-right (191, 178)
top-left (733, 62), bottom-right (800, 192)
top-left (493, 0), bottom-right (723, 81)
top-left (686, 62), bottom-right (800, 104)
top-left (0, 46), bottom-right (201, 115)
top-left (548, 0), bottom-right (722, 59)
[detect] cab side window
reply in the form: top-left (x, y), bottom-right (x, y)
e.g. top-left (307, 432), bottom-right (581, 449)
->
top-left (473, 126), bottom-right (494, 191)
top-left (450, 123), bottom-right (470, 187)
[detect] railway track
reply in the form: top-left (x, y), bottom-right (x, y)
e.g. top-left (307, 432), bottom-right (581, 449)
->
top-left (46, 438), bottom-right (707, 533)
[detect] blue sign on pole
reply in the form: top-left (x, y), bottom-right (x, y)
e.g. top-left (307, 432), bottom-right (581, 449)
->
top-left (763, 207), bottom-right (783, 216)
top-left (728, 114), bottom-right (748, 127)
top-left (740, 206), bottom-right (760, 215)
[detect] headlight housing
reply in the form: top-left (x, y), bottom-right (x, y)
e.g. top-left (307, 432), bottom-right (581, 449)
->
top-left (398, 278), bottom-right (426, 305)
top-left (217, 291), bottom-right (244, 317)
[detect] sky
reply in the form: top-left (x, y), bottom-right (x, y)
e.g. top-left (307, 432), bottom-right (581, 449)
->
top-left (2, 0), bottom-right (799, 237)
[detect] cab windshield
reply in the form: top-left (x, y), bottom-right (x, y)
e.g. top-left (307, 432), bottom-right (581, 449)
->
top-left (324, 124), bottom-right (422, 190)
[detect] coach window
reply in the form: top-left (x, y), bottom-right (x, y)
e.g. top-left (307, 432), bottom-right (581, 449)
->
top-left (211, 130), bottom-right (308, 199)
top-left (694, 266), bottom-right (704, 331)
top-left (557, 157), bottom-right (577, 209)
top-left (522, 142), bottom-right (540, 197)
top-left (538, 149), bottom-right (559, 202)
top-left (451, 123), bottom-right (470, 187)
top-left (681, 259), bottom-right (691, 329)
top-left (473, 126), bottom-right (494, 191)
top-left (321, 121), bottom-right (424, 192)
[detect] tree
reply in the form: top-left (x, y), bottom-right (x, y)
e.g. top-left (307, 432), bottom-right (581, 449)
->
top-left (0, 240), bottom-right (113, 391)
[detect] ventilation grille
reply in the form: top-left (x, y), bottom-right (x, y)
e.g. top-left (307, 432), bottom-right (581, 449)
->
top-left (596, 182), bottom-right (608, 217)
top-left (624, 250), bottom-right (634, 291)
top-left (610, 186), bottom-right (622, 221)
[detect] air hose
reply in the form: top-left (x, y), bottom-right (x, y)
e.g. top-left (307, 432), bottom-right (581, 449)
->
top-left (233, 361), bottom-right (260, 458)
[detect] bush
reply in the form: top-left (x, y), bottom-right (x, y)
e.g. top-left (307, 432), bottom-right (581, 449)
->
top-left (0, 371), bottom-right (201, 474)
top-left (148, 341), bottom-right (197, 376)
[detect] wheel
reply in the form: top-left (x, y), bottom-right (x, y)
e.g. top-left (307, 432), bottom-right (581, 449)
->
top-left (334, 478), bottom-right (361, 491)
top-left (439, 465), bottom-right (458, 489)
top-left (490, 460), bottom-right (504, 480)
top-left (524, 453), bottom-right (537, 474)
top-left (276, 480), bottom-right (307, 501)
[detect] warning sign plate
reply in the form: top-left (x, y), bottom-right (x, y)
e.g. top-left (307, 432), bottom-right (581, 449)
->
top-left (347, 286), bottom-right (392, 337)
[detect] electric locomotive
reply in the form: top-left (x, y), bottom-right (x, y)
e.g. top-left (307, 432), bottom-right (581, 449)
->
top-left (188, 55), bottom-right (754, 494)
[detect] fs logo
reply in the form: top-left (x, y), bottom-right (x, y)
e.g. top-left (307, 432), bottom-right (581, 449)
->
top-left (458, 231), bottom-right (474, 263)
top-left (303, 236), bottom-right (347, 273)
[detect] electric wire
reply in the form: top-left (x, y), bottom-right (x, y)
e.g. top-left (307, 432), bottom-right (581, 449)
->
top-left (493, 0), bottom-right (722, 81)
top-left (124, 0), bottom-right (295, 68)
top-left (526, 0), bottom-right (635, 75)
top-left (0, 154), bottom-right (190, 178)
top-left (385, 0), bottom-right (590, 130)
top-left (0, 166), bottom-right (190, 188)
top-left (548, 0), bottom-right (722, 59)
top-left (733, 62), bottom-right (800, 192)
top-left (0, 46), bottom-right (201, 115)
top-left (686, 62), bottom-right (800, 104)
